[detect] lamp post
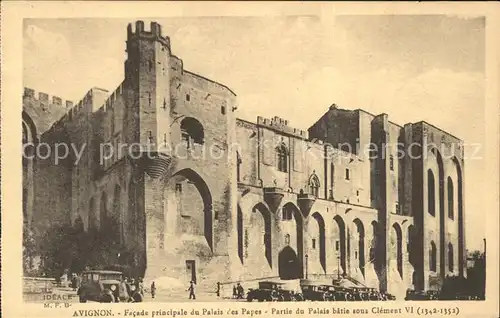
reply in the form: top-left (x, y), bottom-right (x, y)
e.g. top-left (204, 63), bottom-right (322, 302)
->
top-left (305, 254), bottom-right (309, 279)
top-left (337, 255), bottom-right (340, 279)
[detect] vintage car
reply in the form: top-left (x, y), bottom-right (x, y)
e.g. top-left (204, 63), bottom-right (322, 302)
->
top-left (301, 283), bottom-right (335, 301)
top-left (247, 281), bottom-right (303, 302)
top-left (77, 270), bottom-right (140, 303)
top-left (330, 286), bottom-right (353, 301)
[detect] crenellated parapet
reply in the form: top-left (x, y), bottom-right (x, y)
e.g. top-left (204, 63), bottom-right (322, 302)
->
top-left (257, 115), bottom-right (308, 139)
top-left (103, 81), bottom-right (125, 112)
top-left (127, 21), bottom-right (170, 50)
top-left (23, 87), bottom-right (74, 110)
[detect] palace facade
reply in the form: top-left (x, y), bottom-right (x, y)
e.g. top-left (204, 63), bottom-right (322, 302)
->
top-left (23, 21), bottom-right (466, 296)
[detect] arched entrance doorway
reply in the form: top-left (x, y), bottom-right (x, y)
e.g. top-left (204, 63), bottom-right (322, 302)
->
top-left (353, 218), bottom-right (366, 276)
top-left (279, 246), bottom-right (301, 280)
top-left (333, 215), bottom-right (347, 275)
top-left (166, 168), bottom-right (213, 250)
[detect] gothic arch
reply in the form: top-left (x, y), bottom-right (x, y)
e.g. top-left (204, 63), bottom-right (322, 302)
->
top-left (353, 218), bottom-right (366, 276)
top-left (282, 202), bottom-right (304, 274)
top-left (430, 147), bottom-right (445, 277)
top-left (447, 177), bottom-right (454, 220)
top-left (276, 143), bottom-right (289, 172)
top-left (427, 169), bottom-right (436, 216)
top-left (171, 168), bottom-right (213, 250)
top-left (252, 202), bottom-right (272, 266)
top-left (333, 215), bottom-right (347, 274)
top-left (391, 223), bottom-right (403, 278)
top-left (311, 212), bottom-right (326, 272)
top-left (308, 173), bottom-right (320, 197)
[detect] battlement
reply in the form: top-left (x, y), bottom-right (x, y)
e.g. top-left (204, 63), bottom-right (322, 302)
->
top-left (23, 87), bottom-right (74, 109)
top-left (127, 21), bottom-right (170, 49)
top-left (104, 81), bottom-right (125, 112)
top-left (257, 115), bottom-right (308, 139)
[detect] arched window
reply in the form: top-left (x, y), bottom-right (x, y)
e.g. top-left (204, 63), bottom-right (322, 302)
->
top-left (448, 243), bottom-right (454, 272)
top-left (282, 205), bottom-right (293, 221)
top-left (308, 174), bottom-right (320, 197)
top-left (447, 177), bottom-right (454, 219)
top-left (180, 117), bottom-right (204, 148)
top-left (428, 169), bottom-right (436, 216)
top-left (276, 143), bottom-right (288, 172)
top-left (236, 151), bottom-right (242, 182)
top-left (429, 241), bottom-right (437, 272)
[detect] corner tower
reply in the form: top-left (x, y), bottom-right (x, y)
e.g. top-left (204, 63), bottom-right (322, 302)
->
top-left (124, 20), bottom-right (172, 157)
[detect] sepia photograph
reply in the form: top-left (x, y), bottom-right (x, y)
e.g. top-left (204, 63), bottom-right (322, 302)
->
top-left (2, 2), bottom-right (499, 318)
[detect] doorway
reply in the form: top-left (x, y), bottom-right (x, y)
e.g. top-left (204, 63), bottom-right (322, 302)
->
top-left (186, 260), bottom-right (197, 284)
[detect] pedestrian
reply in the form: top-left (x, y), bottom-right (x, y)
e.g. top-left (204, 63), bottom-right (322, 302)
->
top-left (187, 281), bottom-right (196, 300)
top-left (150, 281), bottom-right (156, 299)
top-left (236, 283), bottom-right (244, 299)
top-left (71, 273), bottom-right (78, 291)
top-left (216, 282), bottom-right (220, 297)
top-left (232, 285), bottom-right (237, 299)
top-left (119, 277), bottom-right (130, 302)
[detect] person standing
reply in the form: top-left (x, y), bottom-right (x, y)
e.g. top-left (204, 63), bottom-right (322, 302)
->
top-left (187, 281), bottom-right (196, 300)
top-left (236, 283), bottom-right (244, 299)
top-left (150, 281), bottom-right (156, 299)
top-left (215, 282), bottom-right (220, 297)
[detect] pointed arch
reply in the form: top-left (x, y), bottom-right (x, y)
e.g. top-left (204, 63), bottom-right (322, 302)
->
top-left (427, 169), bottom-right (436, 216)
top-left (391, 223), bottom-right (403, 278)
top-left (430, 147), bottom-right (445, 277)
top-left (282, 202), bottom-right (304, 274)
top-left (311, 212), bottom-right (326, 272)
top-left (451, 156), bottom-right (465, 276)
top-left (308, 173), bottom-right (320, 197)
top-left (171, 168), bottom-right (213, 250)
top-left (236, 151), bottom-right (242, 182)
top-left (447, 177), bottom-right (454, 219)
top-left (276, 143), bottom-right (289, 172)
top-left (353, 218), bottom-right (366, 276)
top-left (252, 203), bottom-right (272, 266)
top-left (333, 215), bottom-right (347, 274)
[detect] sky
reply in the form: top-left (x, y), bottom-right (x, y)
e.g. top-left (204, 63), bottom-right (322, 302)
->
top-left (23, 15), bottom-right (486, 251)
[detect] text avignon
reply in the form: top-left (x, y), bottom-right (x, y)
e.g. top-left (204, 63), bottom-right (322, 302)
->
top-left (73, 310), bottom-right (113, 317)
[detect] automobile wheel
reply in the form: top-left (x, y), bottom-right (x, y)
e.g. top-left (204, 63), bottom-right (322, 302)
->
top-left (133, 293), bottom-right (143, 303)
top-left (79, 295), bottom-right (87, 303)
top-left (246, 296), bottom-right (253, 302)
top-left (101, 294), bottom-right (114, 303)
top-left (277, 295), bottom-right (285, 302)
